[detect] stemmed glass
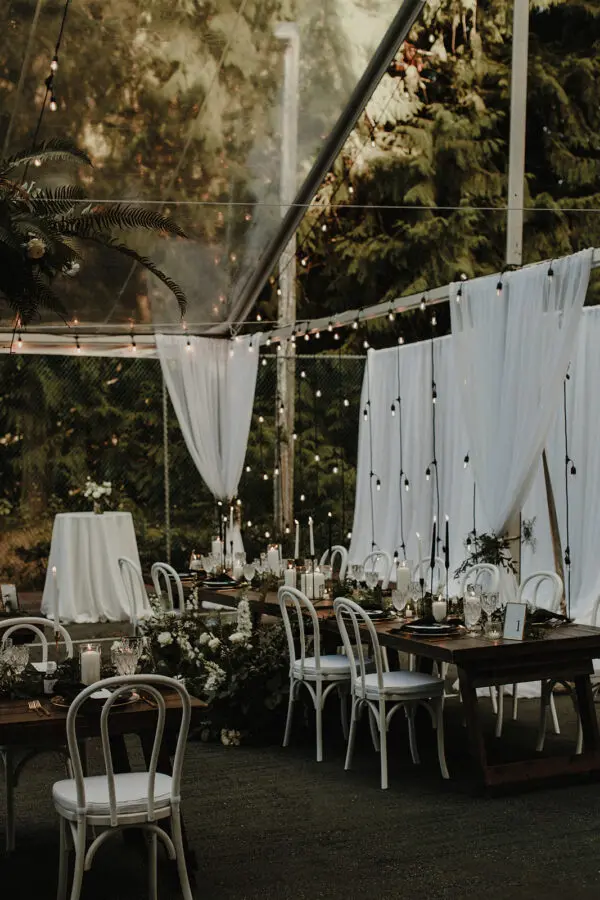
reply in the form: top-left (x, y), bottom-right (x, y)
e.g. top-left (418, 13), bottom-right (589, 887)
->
top-left (364, 570), bottom-right (379, 590)
top-left (112, 638), bottom-right (142, 676)
top-left (464, 590), bottom-right (482, 634)
top-left (350, 564), bottom-right (364, 585)
top-left (391, 589), bottom-right (408, 618)
top-left (243, 563), bottom-right (256, 582)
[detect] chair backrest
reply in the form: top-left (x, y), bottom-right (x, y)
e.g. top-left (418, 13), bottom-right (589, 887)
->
top-left (460, 563), bottom-right (500, 597)
top-left (66, 674), bottom-right (190, 827)
top-left (334, 597), bottom-right (385, 697)
top-left (411, 556), bottom-right (445, 587)
top-left (151, 562), bottom-right (184, 612)
top-left (362, 550), bottom-right (392, 590)
top-left (590, 596), bottom-right (600, 627)
top-left (517, 571), bottom-right (563, 612)
top-left (118, 557), bottom-right (148, 630)
top-left (0, 616), bottom-right (73, 663)
top-left (322, 545), bottom-right (349, 580)
top-left (278, 585), bottom-right (321, 679)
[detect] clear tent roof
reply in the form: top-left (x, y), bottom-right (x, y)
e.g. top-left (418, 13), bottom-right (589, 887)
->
top-left (1, 0), bottom-right (404, 333)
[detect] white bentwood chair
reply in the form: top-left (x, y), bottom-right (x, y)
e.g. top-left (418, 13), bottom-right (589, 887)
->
top-left (53, 674), bottom-right (193, 900)
top-left (0, 617), bottom-right (73, 853)
top-left (319, 545), bottom-right (349, 581)
top-left (151, 562), bottom-right (185, 614)
top-left (334, 597), bottom-right (449, 790)
top-left (411, 556), bottom-right (446, 592)
top-left (279, 586), bottom-right (352, 762)
top-left (362, 550), bottom-right (393, 590)
top-left (118, 556), bottom-right (148, 632)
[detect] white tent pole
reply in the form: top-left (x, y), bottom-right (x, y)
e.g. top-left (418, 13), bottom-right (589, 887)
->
top-left (505, 0), bottom-right (530, 267)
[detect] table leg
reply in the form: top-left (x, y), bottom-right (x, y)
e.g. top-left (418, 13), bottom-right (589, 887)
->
top-left (574, 675), bottom-right (600, 752)
top-left (457, 667), bottom-right (489, 786)
top-left (3, 747), bottom-right (15, 853)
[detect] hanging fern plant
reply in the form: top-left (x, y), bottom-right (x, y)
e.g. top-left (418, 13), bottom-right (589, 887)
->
top-left (0, 138), bottom-right (187, 324)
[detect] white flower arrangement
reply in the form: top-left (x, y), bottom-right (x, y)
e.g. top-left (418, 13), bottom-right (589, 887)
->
top-left (236, 598), bottom-right (253, 636)
top-left (157, 631), bottom-right (173, 646)
top-left (83, 478), bottom-right (112, 500)
top-left (220, 728), bottom-right (241, 747)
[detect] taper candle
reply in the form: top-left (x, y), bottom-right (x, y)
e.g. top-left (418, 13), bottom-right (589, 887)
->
top-left (445, 515), bottom-right (450, 570)
top-left (309, 516), bottom-right (315, 557)
top-left (294, 519), bottom-right (300, 560)
top-left (430, 516), bottom-right (437, 571)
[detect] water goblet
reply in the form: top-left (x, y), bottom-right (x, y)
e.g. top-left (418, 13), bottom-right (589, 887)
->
top-left (364, 570), bottom-right (379, 590)
top-left (391, 589), bottom-right (407, 617)
top-left (464, 594), bottom-right (482, 634)
top-left (243, 563), bottom-right (256, 582)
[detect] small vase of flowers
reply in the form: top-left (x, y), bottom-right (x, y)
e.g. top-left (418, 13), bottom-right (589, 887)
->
top-left (83, 478), bottom-right (112, 514)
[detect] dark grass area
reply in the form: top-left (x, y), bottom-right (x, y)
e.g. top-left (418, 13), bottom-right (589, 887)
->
top-left (2, 689), bottom-right (600, 900)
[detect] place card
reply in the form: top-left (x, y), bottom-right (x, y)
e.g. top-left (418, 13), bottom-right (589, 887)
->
top-left (1, 584), bottom-right (19, 613)
top-left (503, 602), bottom-right (527, 641)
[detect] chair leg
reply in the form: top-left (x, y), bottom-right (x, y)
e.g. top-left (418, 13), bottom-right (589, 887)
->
top-left (407, 705), bottom-right (420, 765)
top-left (378, 699), bottom-right (388, 790)
top-left (171, 811), bottom-right (194, 900)
top-left (495, 687), bottom-right (505, 738)
top-left (435, 698), bottom-right (449, 779)
top-left (344, 699), bottom-right (359, 771)
top-left (148, 831), bottom-right (158, 900)
top-left (511, 683), bottom-right (519, 720)
top-left (283, 679), bottom-right (296, 747)
top-left (339, 686), bottom-right (349, 740)
top-left (3, 747), bottom-right (15, 853)
top-left (57, 816), bottom-right (69, 900)
top-left (315, 679), bottom-right (323, 762)
top-left (489, 685), bottom-right (498, 715)
top-left (69, 822), bottom-right (86, 900)
top-left (367, 704), bottom-right (380, 752)
top-left (549, 692), bottom-right (561, 735)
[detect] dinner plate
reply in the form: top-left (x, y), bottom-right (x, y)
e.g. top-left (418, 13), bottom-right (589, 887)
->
top-left (202, 580), bottom-right (238, 591)
top-left (402, 623), bottom-right (459, 635)
top-left (51, 690), bottom-right (139, 709)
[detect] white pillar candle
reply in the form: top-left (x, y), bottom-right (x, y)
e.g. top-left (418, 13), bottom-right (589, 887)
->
top-left (284, 567), bottom-right (296, 588)
top-left (267, 547), bottom-right (280, 573)
top-left (432, 598), bottom-right (447, 623)
top-left (211, 538), bottom-right (223, 559)
top-left (229, 506), bottom-right (234, 535)
top-left (396, 562), bottom-right (410, 593)
top-left (51, 565), bottom-right (59, 627)
top-left (80, 646), bottom-right (101, 686)
top-left (308, 517), bottom-right (315, 557)
top-left (294, 520), bottom-right (300, 559)
top-left (416, 533), bottom-right (424, 579)
top-left (232, 564), bottom-right (244, 581)
top-left (300, 571), bottom-right (325, 600)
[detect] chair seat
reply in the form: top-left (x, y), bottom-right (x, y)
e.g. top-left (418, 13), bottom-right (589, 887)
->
top-left (360, 670), bottom-right (444, 699)
top-left (53, 772), bottom-right (172, 818)
top-left (292, 654), bottom-right (355, 678)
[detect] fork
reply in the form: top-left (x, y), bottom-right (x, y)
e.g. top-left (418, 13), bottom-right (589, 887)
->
top-left (28, 699), bottom-right (50, 717)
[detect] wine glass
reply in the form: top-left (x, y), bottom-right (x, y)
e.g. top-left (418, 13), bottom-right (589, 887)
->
top-left (391, 589), bottom-right (407, 617)
top-left (243, 563), bottom-right (256, 582)
top-left (350, 564), bottom-right (364, 584)
top-left (364, 570), bottom-right (379, 590)
top-left (481, 591), bottom-right (498, 618)
top-left (464, 593), bottom-right (482, 634)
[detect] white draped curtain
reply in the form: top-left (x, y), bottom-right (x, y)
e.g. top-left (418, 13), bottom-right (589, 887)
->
top-left (522, 307), bottom-right (600, 621)
top-left (156, 334), bottom-right (259, 500)
top-left (449, 250), bottom-right (592, 534)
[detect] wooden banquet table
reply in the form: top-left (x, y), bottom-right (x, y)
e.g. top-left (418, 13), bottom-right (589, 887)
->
top-left (0, 690), bottom-right (206, 864)
top-left (324, 616), bottom-right (600, 789)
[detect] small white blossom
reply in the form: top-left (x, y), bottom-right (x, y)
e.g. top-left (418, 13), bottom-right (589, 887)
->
top-left (208, 637), bottom-right (220, 651)
top-left (157, 631), bottom-right (173, 646)
top-left (229, 631), bottom-right (247, 645)
top-left (236, 599), bottom-right (253, 636)
top-left (199, 632), bottom-right (210, 645)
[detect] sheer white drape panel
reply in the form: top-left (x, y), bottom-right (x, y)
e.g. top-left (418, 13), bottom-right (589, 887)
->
top-left (449, 249), bottom-right (591, 534)
top-left (522, 307), bottom-right (600, 620)
top-left (156, 334), bottom-right (259, 500)
top-left (349, 342), bottom-right (489, 589)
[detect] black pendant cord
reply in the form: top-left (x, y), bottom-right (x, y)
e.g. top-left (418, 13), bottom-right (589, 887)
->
top-left (365, 355), bottom-right (377, 552)
top-left (430, 338), bottom-right (441, 547)
top-left (26, 0), bottom-right (72, 172)
top-left (472, 483), bottom-right (477, 561)
top-left (313, 367), bottom-right (320, 515)
top-left (563, 375), bottom-right (574, 617)
top-left (275, 391), bottom-right (282, 541)
top-left (338, 347), bottom-right (347, 541)
top-left (395, 343), bottom-right (407, 561)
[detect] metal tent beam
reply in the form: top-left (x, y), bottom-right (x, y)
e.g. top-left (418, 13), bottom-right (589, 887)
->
top-left (232, 0), bottom-right (426, 329)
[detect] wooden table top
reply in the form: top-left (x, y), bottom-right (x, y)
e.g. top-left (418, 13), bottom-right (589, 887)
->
top-left (0, 690), bottom-right (206, 747)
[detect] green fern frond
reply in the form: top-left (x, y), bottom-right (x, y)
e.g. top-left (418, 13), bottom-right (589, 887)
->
top-left (59, 204), bottom-right (187, 238)
top-left (29, 184), bottom-right (88, 218)
top-left (1, 139), bottom-right (91, 175)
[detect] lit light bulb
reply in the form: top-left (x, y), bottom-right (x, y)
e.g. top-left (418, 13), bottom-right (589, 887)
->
top-left (316, 389), bottom-right (322, 398)
top-left (332, 465), bottom-right (339, 474)
top-left (431, 314), bottom-right (437, 326)
top-left (293, 432), bottom-right (297, 441)
top-left (348, 186), bottom-right (354, 195)
top-left (347, 531), bottom-right (352, 540)
top-left (76, 338), bottom-right (81, 355)
top-left (300, 257), bottom-right (307, 267)
top-left (388, 309), bottom-right (395, 322)
top-left (247, 520), bottom-right (252, 527)
top-left (256, 313), bottom-right (262, 322)
top-left (496, 280), bottom-right (503, 296)
top-left (376, 479), bottom-right (381, 491)
top-left (398, 335), bottom-right (404, 345)
top-left (236, 498), bottom-right (241, 506)
top-left (426, 467), bottom-right (431, 481)
top-left (258, 415), bottom-right (264, 423)
top-left (245, 465), bottom-right (251, 472)
top-left (315, 330), bottom-right (320, 339)
top-left (276, 288), bottom-right (282, 296)
top-left (334, 332), bottom-right (339, 341)
top-left (49, 96), bottom-right (58, 112)
top-left (285, 526), bottom-right (290, 534)
top-left (420, 296), bottom-right (426, 312)
top-left (261, 358), bottom-right (267, 367)
top-left (352, 319), bottom-right (359, 330)
top-left (314, 453), bottom-right (320, 462)
top-left (265, 530), bottom-right (270, 538)
top-left (391, 403), bottom-right (396, 416)
top-left (16, 332), bottom-right (22, 349)
top-left (343, 398), bottom-right (349, 407)
top-left (274, 466), bottom-right (280, 475)
top-left (321, 223), bottom-right (327, 232)
top-left (300, 370), bottom-right (306, 378)
top-left (404, 478), bottom-right (410, 491)
top-left (328, 322), bottom-right (333, 332)
top-left (50, 55), bottom-right (58, 72)
top-left (300, 493), bottom-right (305, 502)
top-left (266, 336), bottom-right (271, 346)
top-left (33, 158), bottom-right (42, 167)
top-left (304, 333), bottom-right (309, 342)
top-left (363, 339), bottom-right (369, 349)
top-left (263, 472), bottom-right (269, 481)
top-left (363, 408), bottom-right (368, 420)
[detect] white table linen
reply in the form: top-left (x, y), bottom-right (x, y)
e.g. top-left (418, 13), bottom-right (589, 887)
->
top-left (41, 512), bottom-right (149, 624)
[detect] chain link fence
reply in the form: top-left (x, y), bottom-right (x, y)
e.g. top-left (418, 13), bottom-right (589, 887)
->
top-left (0, 351), bottom-right (364, 586)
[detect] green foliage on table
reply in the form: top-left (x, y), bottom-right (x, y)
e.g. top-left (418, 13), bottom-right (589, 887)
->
top-left (139, 598), bottom-right (290, 744)
top-left (454, 532), bottom-right (517, 580)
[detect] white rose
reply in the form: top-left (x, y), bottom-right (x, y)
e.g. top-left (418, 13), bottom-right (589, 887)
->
top-left (208, 637), bottom-right (220, 651)
top-left (92, 489), bottom-right (101, 499)
top-left (157, 631), bottom-right (173, 646)
top-left (229, 631), bottom-right (247, 644)
top-left (199, 632), bottom-right (210, 645)
top-left (102, 481), bottom-right (111, 488)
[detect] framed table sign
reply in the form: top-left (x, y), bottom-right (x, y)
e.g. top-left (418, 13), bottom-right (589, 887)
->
top-left (1, 584), bottom-right (19, 613)
top-left (503, 602), bottom-right (527, 641)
